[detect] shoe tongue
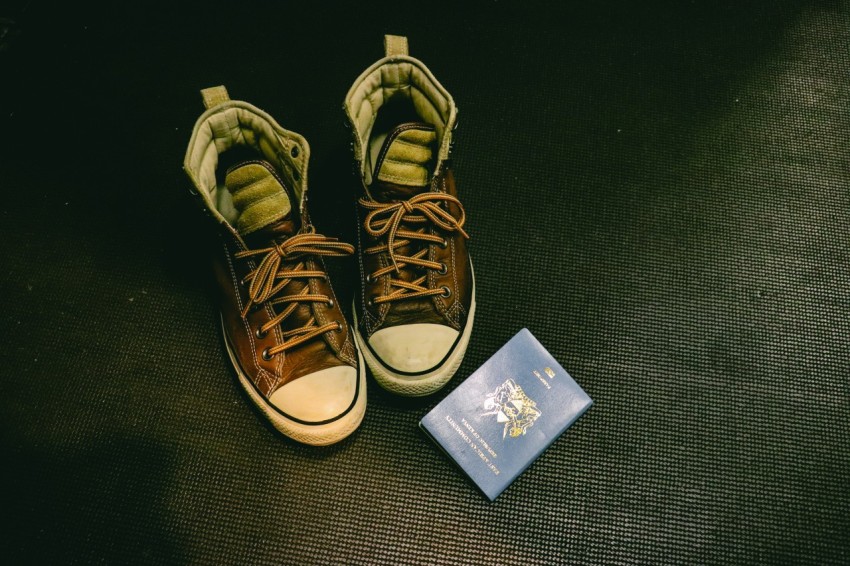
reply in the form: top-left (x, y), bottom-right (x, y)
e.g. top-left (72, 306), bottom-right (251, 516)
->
top-left (370, 122), bottom-right (437, 201)
top-left (224, 160), bottom-right (299, 242)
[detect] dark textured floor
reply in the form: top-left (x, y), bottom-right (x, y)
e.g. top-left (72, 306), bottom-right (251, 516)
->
top-left (1, 1), bottom-right (849, 564)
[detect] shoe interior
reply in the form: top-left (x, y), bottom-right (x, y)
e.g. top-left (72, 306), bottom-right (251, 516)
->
top-left (345, 55), bottom-right (457, 184)
top-left (184, 101), bottom-right (309, 227)
top-left (367, 97), bottom-right (424, 176)
top-left (221, 154), bottom-right (294, 237)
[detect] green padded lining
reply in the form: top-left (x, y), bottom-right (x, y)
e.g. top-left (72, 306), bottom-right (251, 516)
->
top-left (225, 163), bottom-right (291, 235)
top-left (375, 127), bottom-right (437, 186)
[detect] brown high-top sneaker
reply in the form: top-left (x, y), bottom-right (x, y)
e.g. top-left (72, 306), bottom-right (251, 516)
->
top-left (184, 86), bottom-right (365, 445)
top-left (344, 36), bottom-right (475, 396)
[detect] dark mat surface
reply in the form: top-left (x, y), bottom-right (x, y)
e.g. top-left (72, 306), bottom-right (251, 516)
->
top-left (1, 1), bottom-right (848, 564)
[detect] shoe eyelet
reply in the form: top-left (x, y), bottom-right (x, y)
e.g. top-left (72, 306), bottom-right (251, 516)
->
top-left (290, 145), bottom-right (299, 158)
top-left (365, 273), bottom-right (374, 284)
top-left (326, 299), bottom-right (335, 309)
top-left (261, 348), bottom-right (274, 361)
top-left (439, 239), bottom-right (448, 249)
top-left (239, 278), bottom-right (246, 287)
top-left (335, 322), bottom-right (343, 333)
top-left (250, 303), bottom-right (262, 313)
top-left (437, 263), bottom-right (448, 275)
top-left (440, 286), bottom-right (452, 298)
top-left (367, 298), bottom-right (375, 308)
top-left (255, 327), bottom-right (267, 339)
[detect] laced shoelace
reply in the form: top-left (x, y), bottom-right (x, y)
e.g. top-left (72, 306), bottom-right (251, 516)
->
top-left (359, 192), bottom-right (469, 305)
top-left (235, 231), bottom-right (354, 358)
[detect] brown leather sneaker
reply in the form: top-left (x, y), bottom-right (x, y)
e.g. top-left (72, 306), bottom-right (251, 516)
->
top-left (344, 36), bottom-right (475, 396)
top-left (184, 86), bottom-right (366, 445)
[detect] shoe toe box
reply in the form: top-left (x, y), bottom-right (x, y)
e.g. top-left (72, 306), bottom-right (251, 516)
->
top-left (268, 366), bottom-right (358, 423)
top-left (368, 323), bottom-right (459, 373)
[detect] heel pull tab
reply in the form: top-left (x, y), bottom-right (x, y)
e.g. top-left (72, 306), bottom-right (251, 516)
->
top-left (384, 35), bottom-right (408, 57)
top-left (200, 85), bottom-right (230, 109)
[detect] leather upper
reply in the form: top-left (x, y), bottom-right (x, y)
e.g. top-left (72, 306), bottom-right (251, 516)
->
top-left (356, 165), bottom-right (472, 340)
top-left (214, 221), bottom-right (357, 399)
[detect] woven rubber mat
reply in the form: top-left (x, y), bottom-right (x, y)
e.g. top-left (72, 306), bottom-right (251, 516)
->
top-left (1, 2), bottom-right (848, 564)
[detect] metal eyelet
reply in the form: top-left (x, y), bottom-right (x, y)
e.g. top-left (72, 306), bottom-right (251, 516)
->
top-left (439, 239), bottom-right (448, 249)
top-left (290, 146), bottom-right (299, 158)
top-left (326, 299), bottom-right (335, 309)
top-left (367, 298), bottom-right (375, 308)
top-left (365, 273), bottom-right (374, 284)
top-left (335, 322), bottom-right (343, 333)
top-left (440, 286), bottom-right (452, 298)
top-left (249, 303), bottom-right (262, 312)
top-left (437, 263), bottom-right (448, 275)
top-left (239, 278), bottom-right (246, 287)
top-left (261, 348), bottom-right (273, 361)
top-left (255, 327), bottom-right (267, 339)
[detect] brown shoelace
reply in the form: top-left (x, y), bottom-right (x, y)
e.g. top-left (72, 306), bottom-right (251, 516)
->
top-left (235, 231), bottom-right (354, 357)
top-left (359, 192), bottom-right (469, 305)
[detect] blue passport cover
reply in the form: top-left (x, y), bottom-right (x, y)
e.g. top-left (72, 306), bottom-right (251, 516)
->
top-left (420, 328), bottom-right (593, 500)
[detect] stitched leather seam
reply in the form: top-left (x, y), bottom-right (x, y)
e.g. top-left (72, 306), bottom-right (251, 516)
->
top-left (378, 246), bottom-right (390, 326)
top-left (354, 205), bottom-right (371, 335)
top-left (445, 174), bottom-right (462, 328)
top-left (310, 258), bottom-right (330, 339)
top-left (313, 256), bottom-right (345, 358)
top-left (224, 237), bottom-right (276, 392)
top-left (449, 236), bottom-right (459, 326)
top-left (445, 174), bottom-right (456, 316)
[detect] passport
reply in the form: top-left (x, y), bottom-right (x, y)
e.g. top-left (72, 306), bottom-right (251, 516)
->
top-left (420, 328), bottom-right (593, 500)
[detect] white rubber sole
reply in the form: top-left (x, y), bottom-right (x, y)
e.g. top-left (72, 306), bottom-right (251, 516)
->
top-left (221, 318), bottom-right (367, 446)
top-left (353, 282), bottom-right (476, 397)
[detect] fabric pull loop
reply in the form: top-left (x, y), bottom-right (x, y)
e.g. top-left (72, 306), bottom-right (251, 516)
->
top-left (384, 35), bottom-right (408, 57)
top-left (200, 85), bottom-right (230, 109)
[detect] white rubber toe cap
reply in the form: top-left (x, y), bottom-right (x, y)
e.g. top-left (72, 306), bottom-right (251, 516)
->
top-left (368, 323), bottom-right (459, 373)
top-left (268, 366), bottom-right (358, 423)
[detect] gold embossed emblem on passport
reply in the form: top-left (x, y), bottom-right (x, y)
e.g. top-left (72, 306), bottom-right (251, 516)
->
top-left (482, 379), bottom-right (542, 439)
